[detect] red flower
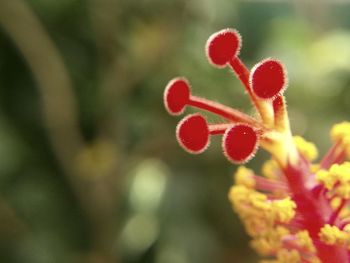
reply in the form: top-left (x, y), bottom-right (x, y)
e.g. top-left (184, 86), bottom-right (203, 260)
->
top-left (164, 28), bottom-right (350, 263)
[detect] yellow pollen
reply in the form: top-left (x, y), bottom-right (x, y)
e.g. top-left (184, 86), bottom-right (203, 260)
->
top-left (331, 122), bottom-right (350, 157)
top-left (258, 249), bottom-right (302, 263)
top-left (311, 164), bottom-right (320, 173)
top-left (330, 197), bottom-right (342, 209)
top-left (316, 162), bottom-right (350, 199)
top-left (316, 170), bottom-right (335, 190)
top-left (250, 226), bottom-right (290, 256)
top-left (296, 230), bottom-right (316, 253)
top-left (262, 159), bottom-right (280, 180)
top-left (276, 249), bottom-right (301, 263)
top-left (331, 122), bottom-right (350, 142)
top-left (235, 166), bottom-right (256, 188)
top-left (344, 224), bottom-right (350, 233)
top-left (293, 136), bottom-right (318, 161)
top-left (319, 224), bottom-right (349, 246)
top-left (271, 198), bottom-right (296, 223)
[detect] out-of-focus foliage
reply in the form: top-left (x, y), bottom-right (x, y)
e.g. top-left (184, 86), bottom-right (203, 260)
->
top-left (0, 0), bottom-right (350, 263)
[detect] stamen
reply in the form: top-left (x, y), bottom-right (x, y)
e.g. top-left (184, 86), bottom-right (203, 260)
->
top-left (222, 124), bottom-right (259, 164)
top-left (320, 141), bottom-right (346, 169)
top-left (254, 175), bottom-right (289, 193)
top-left (327, 191), bottom-right (339, 202)
top-left (311, 184), bottom-right (326, 198)
top-left (339, 220), bottom-right (350, 230)
top-left (282, 235), bottom-right (314, 256)
top-left (328, 198), bottom-right (347, 225)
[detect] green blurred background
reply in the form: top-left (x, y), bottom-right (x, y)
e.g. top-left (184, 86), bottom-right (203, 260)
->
top-left (1, 0), bottom-right (350, 262)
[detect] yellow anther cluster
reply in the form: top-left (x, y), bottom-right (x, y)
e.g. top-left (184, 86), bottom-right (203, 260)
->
top-left (256, 230), bottom-right (320, 263)
top-left (331, 122), bottom-right (350, 142)
top-left (259, 249), bottom-right (301, 263)
top-left (344, 224), bottom-right (350, 232)
top-left (229, 185), bottom-right (270, 236)
top-left (319, 224), bottom-right (349, 246)
top-left (316, 170), bottom-right (333, 189)
top-left (330, 197), bottom-right (350, 218)
top-left (295, 230), bottom-right (316, 253)
top-left (229, 186), bottom-right (296, 230)
top-left (235, 166), bottom-right (256, 188)
top-left (293, 136), bottom-right (318, 161)
top-left (229, 184), bottom-right (297, 259)
top-left (310, 164), bottom-right (320, 173)
top-left (316, 162), bottom-right (350, 199)
top-left (309, 258), bottom-right (322, 263)
top-left (251, 226), bottom-right (289, 256)
top-left (331, 197), bottom-right (342, 209)
top-left (262, 159), bottom-right (280, 180)
top-left (276, 249), bottom-right (301, 263)
top-left (271, 198), bottom-right (296, 223)
top-left (331, 122), bottom-right (350, 156)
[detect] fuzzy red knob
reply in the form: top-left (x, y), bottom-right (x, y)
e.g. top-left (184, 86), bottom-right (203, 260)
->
top-left (250, 59), bottom-right (287, 100)
top-left (222, 124), bottom-right (258, 164)
top-left (176, 114), bottom-right (210, 154)
top-left (206, 29), bottom-right (242, 68)
top-left (164, 78), bottom-right (191, 115)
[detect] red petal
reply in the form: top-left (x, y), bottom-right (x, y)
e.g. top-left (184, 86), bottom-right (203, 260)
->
top-left (206, 29), bottom-right (242, 68)
top-left (176, 114), bottom-right (210, 154)
top-left (164, 78), bottom-right (190, 115)
top-left (250, 59), bottom-right (287, 100)
top-left (222, 124), bottom-right (258, 163)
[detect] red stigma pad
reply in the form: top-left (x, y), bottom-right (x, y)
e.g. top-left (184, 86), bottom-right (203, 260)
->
top-left (164, 78), bottom-right (191, 115)
top-left (222, 124), bottom-right (258, 163)
top-left (250, 59), bottom-right (287, 100)
top-left (206, 29), bottom-right (242, 67)
top-left (176, 114), bottom-right (210, 154)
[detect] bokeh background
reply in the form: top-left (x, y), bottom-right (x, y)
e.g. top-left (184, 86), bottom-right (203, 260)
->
top-left (1, 0), bottom-right (350, 262)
